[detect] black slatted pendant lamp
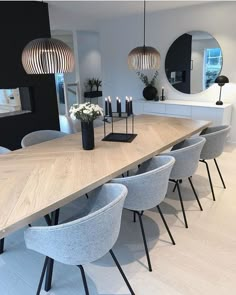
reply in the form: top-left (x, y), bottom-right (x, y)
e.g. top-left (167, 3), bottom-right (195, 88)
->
top-left (22, 38), bottom-right (75, 74)
top-left (128, 0), bottom-right (160, 70)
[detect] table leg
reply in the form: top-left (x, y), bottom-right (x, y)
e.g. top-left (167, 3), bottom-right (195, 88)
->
top-left (44, 209), bottom-right (60, 292)
top-left (0, 238), bottom-right (4, 254)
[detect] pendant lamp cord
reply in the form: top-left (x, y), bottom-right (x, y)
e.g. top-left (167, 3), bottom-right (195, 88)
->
top-left (143, 0), bottom-right (146, 48)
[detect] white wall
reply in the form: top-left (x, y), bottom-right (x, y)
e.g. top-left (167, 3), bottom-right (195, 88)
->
top-left (51, 32), bottom-right (77, 114)
top-left (76, 31), bottom-right (102, 101)
top-left (98, 1), bottom-right (236, 141)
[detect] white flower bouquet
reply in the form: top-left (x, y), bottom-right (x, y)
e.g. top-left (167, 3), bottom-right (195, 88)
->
top-left (69, 102), bottom-right (103, 122)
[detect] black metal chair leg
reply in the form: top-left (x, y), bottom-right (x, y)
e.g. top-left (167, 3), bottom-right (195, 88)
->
top-left (36, 256), bottom-right (49, 295)
top-left (156, 205), bottom-right (175, 245)
top-left (78, 265), bottom-right (89, 295)
top-left (214, 158), bottom-right (226, 189)
top-left (85, 193), bottom-right (89, 199)
top-left (201, 160), bottom-right (215, 201)
top-left (109, 250), bottom-right (135, 295)
top-left (188, 177), bottom-right (203, 211)
top-left (44, 209), bottom-right (60, 291)
top-left (173, 179), bottom-right (182, 192)
top-left (137, 211), bottom-right (152, 272)
top-left (176, 181), bottom-right (188, 228)
top-left (133, 211), bottom-right (136, 223)
top-left (0, 238), bottom-right (4, 254)
top-left (44, 214), bottom-right (51, 226)
top-left (172, 182), bottom-right (177, 192)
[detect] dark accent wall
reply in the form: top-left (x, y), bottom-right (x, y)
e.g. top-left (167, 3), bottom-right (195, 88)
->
top-left (165, 33), bottom-right (192, 94)
top-left (0, 1), bottom-right (59, 150)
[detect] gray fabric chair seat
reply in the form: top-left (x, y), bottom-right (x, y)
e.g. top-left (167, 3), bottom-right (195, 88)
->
top-left (163, 136), bottom-right (206, 228)
top-left (199, 125), bottom-right (231, 201)
top-left (21, 130), bottom-right (66, 148)
top-left (200, 125), bottom-right (231, 160)
top-left (111, 155), bottom-right (175, 272)
top-left (0, 146), bottom-right (11, 154)
top-left (24, 184), bottom-right (135, 295)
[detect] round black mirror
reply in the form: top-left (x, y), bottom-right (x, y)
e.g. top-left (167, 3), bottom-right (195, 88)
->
top-left (165, 31), bottom-right (222, 94)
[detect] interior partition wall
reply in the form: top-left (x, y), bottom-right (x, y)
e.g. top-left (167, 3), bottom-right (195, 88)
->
top-left (0, 1), bottom-right (59, 150)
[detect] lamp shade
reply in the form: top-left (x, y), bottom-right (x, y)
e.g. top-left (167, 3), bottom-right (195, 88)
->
top-left (128, 46), bottom-right (160, 70)
top-left (22, 38), bottom-right (75, 74)
top-left (215, 75), bottom-right (229, 86)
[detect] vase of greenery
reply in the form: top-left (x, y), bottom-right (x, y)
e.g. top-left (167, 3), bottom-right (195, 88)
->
top-left (136, 71), bottom-right (158, 100)
top-left (70, 102), bottom-right (103, 150)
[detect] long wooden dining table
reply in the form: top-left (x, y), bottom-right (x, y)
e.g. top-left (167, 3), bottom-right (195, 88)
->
top-left (0, 114), bottom-right (210, 291)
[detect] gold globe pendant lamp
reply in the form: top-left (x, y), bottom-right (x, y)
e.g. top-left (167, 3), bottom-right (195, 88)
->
top-left (128, 0), bottom-right (160, 70)
top-left (22, 38), bottom-right (75, 74)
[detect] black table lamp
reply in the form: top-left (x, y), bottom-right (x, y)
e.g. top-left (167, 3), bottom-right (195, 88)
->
top-left (215, 75), bottom-right (229, 105)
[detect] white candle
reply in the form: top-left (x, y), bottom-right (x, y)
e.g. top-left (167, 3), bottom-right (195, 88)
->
top-left (116, 97), bottom-right (119, 113)
top-left (162, 87), bottom-right (164, 97)
top-left (125, 96), bottom-right (129, 115)
top-left (105, 97), bottom-right (108, 116)
top-left (129, 96), bottom-right (133, 115)
top-left (108, 96), bottom-right (112, 116)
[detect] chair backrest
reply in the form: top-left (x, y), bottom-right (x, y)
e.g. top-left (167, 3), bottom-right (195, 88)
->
top-left (111, 156), bottom-right (175, 211)
top-left (0, 146), bottom-right (11, 154)
top-left (24, 183), bottom-right (127, 266)
top-left (200, 125), bottom-right (231, 160)
top-left (21, 130), bottom-right (66, 147)
top-left (165, 136), bottom-right (206, 180)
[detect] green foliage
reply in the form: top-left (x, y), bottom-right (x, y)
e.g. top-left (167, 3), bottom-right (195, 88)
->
top-left (136, 71), bottom-right (159, 86)
top-left (86, 78), bottom-right (102, 91)
top-left (94, 78), bottom-right (102, 89)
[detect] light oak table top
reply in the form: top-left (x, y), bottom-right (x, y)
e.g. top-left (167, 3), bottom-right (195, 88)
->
top-left (0, 115), bottom-right (210, 239)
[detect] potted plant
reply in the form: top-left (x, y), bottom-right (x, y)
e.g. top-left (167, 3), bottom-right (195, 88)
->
top-left (87, 78), bottom-right (95, 92)
top-left (70, 102), bottom-right (103, 150)
top-left (94, 78), bottom-right (102, 91)
top-left (84, 78), bottom-right (103, 98)
top-left (136, 71), bottom-right (159, 100)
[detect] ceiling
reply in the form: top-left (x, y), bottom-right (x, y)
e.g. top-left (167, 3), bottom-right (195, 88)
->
top-left (48, 1), bottom-right (211, 31)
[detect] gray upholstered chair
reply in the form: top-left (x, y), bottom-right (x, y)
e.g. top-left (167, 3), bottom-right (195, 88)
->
top-left (21, 130), bottom-right (66, 147)
top-left (199, 125), bottom-right (231, 201)
top-left (24, 183), bottom-right (135, 295)
top-left (0, 146), bottom-right (11, 253)
top-left (111, 155), bottom-right (175, 272)
top-left (0, 146), bottom-right (11, 154)
top-left (164, 137), bottom-right (206, 229)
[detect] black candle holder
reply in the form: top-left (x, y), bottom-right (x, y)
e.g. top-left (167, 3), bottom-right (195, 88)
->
top-left (160, 95), bottom-right (166, 101)
top-left (102, 112), bottom-right (137, 143)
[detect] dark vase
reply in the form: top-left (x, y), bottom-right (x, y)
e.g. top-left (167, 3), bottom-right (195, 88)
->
top-left (81, 121), bottom-right (94, 150)
top-left (143, 85), bottom-right (158, 100)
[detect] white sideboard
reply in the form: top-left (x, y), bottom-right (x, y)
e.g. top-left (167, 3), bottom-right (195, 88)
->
top-left (134, 99), bottom-right (232, 126)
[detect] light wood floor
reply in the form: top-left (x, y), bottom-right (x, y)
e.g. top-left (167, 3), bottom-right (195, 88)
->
top-left (0, 143), bottom-right (235, 295)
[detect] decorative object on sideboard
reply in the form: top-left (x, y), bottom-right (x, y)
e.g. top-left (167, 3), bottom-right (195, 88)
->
top-left (70, 102), bottom-right (103, 150)
top-left (22, 38), bottom-right (75, 74)
top-left (137, 71), bottom-right (158, 100)
top-left (127, 0), bottom-right (160, 70)
top-left (103, 96), bottom-right (136, 143)
top-left (215, 75), bottom-right (229, 105)
top-left (84, 78), bottom-right (103, 99)
top-left (160, 87), bottom-right (166, 101)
